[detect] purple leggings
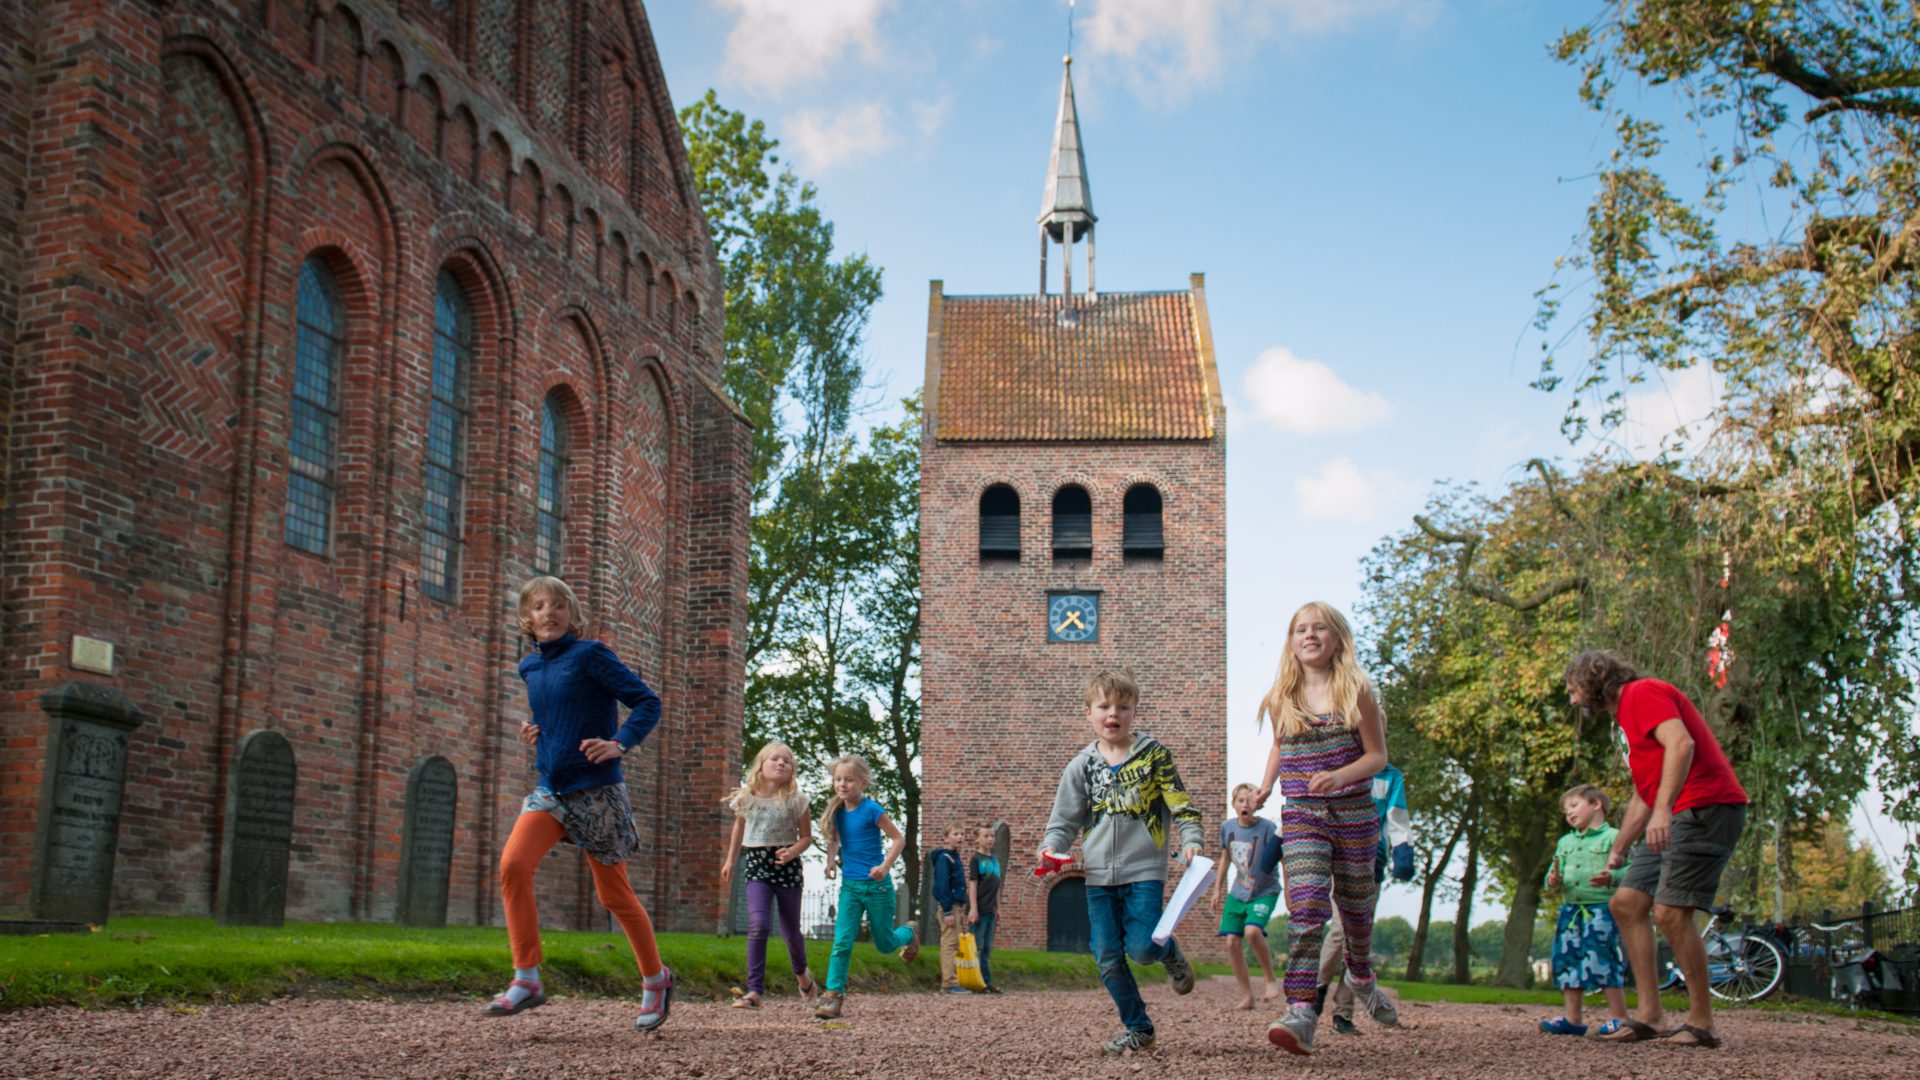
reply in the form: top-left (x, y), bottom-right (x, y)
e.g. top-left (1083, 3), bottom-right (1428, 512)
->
top-left (746, 880), bottom-right (808, 995)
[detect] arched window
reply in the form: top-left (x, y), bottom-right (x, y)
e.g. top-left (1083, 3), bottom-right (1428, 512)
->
top-left (1123, 484), bottom-right (1165, 560)
top-left (1051, 484), bottom-right (1092, 563)
top-left (422, 270), bottom-right (472, 601)
top-left (536, 393), bottom-right (568, 575)
top-left (286, 258), bottom-right (344, 555)
top-left (979, 484), bottom-right (1020, 562)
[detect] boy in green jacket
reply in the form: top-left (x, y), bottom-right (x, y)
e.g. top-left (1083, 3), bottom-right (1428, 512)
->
top-left (1539, 784), bottom-right (1631, 1036)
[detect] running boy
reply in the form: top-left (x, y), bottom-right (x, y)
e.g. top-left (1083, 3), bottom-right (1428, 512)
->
top-left (1210, 782), bottom-right (1283, 1009)
top-left (1538, 783), bottom-right (1630, 1036)
top-left (1041, 668), bottom-right (1204, 1056)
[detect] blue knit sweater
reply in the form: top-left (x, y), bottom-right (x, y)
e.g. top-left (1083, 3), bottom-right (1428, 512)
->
top-left (518, 633), bottom-right (661, 794)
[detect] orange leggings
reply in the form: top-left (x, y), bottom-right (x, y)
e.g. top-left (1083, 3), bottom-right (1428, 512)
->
top-left (499, 811), bottom-right (662, 976)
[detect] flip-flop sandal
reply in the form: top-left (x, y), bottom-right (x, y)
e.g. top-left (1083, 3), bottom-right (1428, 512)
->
top-left (797, 970), bottom-right (819, 1002)
top-left (483, 979), bottom-right (546, 1016)
top-left (1597, 1018), bottom-right (1662, 1043)
top-left (730, 993), bottom-right (761, 1009)
top-left (1660, 1024), bottom-right (1721, 1048)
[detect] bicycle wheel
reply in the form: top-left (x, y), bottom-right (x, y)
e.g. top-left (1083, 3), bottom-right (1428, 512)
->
top-left (1708, 933), bottom-right (1785, 1002)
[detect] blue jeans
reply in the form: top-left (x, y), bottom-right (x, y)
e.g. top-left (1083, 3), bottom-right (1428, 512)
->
top-left (1087, 880), bottom-right (1170, 1035)
top-left (970, 913), bottom-right (997, 987)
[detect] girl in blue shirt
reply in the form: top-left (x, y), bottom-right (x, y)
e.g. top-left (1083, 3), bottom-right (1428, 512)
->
top-left (812, 754), bottom-right (920, 1018)
top-left (488, 577), bottom-right (673, 1032)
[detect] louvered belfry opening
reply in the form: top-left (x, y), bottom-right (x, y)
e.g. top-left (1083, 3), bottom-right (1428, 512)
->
top-left (980, 484), bottom-right (1021, 561)
top-left (1052, 484), bottom-right (1093, 564)
top-left (1123, 483), bottom-right (1165, 560)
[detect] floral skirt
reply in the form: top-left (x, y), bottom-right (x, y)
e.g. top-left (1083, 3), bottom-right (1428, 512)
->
top-left (521, 783), bottom-right (640, 866)
top-left (741, 845), bottom-right (805, 889)
top-left (1552, 902), bottom-right (1627, 990)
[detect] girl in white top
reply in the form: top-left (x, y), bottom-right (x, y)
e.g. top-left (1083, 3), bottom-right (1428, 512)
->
top-left (719, 741), bottom-right (815, 1007)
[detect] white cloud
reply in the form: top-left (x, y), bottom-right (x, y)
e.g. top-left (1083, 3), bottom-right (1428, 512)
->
top-left (911, 95), bottom-right (952, 139)
top-left (1614, 362), bottom-right (1721, 460)
top-left (1294, 456), bottom-right (1403, 521)
top-left (717, 0), bottom-right (891, 95)
top-left (1082, 0), bottom-right (1438, 106)
top-left (786, 100), bottom-right (898, 172)
top-left (1240, 346), bottom-right (1393, 433)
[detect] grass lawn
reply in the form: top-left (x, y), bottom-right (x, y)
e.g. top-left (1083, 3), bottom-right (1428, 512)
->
top-left (2, 917), bottom-right (1907, 1026)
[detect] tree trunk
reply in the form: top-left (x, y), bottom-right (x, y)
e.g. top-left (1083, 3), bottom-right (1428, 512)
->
top-left (1406, 812), bottom-right (1467, 982)
top-left (1496, 812), bottom-right (1553, 987)
top-left (1452, 820), bottom-right (1480, 984)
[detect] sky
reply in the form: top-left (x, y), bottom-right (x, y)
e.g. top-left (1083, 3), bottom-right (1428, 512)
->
top-left (641, 1), bottom-right (1915, 922)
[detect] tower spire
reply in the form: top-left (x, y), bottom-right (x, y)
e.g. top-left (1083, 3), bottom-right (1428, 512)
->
top-left (1038, 49), bottom-right (1096, 300)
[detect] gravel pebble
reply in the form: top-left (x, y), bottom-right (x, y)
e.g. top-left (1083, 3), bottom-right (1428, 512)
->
top-left (2, 981), bottom-right (1914, 1079)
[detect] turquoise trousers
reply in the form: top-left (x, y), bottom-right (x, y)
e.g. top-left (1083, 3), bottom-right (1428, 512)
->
top-left (825, 877), bottom-right (914, 993)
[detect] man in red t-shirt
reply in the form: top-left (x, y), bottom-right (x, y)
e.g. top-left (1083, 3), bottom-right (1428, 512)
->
top-left (1565, 650), bottom-right (1748, 1049)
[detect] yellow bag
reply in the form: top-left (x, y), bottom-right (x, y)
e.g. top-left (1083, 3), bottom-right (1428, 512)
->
top-left (956, 931), bottom-right (987, 992)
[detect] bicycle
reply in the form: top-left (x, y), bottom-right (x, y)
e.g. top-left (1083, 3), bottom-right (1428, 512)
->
top-left (1653, 905), bottom-right (1786, 1002)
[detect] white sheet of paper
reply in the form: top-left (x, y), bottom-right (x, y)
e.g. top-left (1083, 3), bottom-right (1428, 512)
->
top-left (1152, 855), bottom-right (1215, 945)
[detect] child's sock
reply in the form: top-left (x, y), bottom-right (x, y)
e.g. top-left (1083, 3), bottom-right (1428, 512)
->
top-left (502, 966), bottom-right (541, 1007)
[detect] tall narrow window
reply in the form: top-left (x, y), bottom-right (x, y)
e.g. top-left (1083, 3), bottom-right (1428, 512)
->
top-left (1051, 485), bottom-right (1092, 563)
top-left (286, 258), bottom-right (344, 555)
top-left (1123, 484), bottom-right (1165, 561)
top-left (979, 484), bottom-right (1020, 562)
top-left (536, 394), bottom-right (568, 575)
top-left (422, 270), bottom-right (472, 600)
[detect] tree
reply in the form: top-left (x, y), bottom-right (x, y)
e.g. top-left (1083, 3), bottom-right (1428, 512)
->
top-left (1372, 915), bottom-right (1415, 966)
top-left (1533, 1), bottom-right (1920, 884)
top-left (1766, 815), bottom-right (1897, 917)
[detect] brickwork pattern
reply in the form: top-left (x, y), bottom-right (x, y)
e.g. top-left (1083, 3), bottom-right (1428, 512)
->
top-left (0, 0), bottom-right (750, 933)
top-left (919, 283), bottom-right (1228, 951)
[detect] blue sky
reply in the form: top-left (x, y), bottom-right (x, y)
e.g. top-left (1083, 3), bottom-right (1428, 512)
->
top-left (645, 1), bottom-right (1911, 916)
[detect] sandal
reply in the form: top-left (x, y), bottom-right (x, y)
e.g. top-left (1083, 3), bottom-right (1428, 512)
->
top-left (1588, 1018), bottom-right (1625, 1038)
top-left (1597, 1018), bottom-right (1662, 1043)
top-left (1538, 1016), bottom-right (1588, 1036)
top-left (1660, 1024), bottom-right (1721, 1048)
top-left (730, 991), bottom-right (761, 1009)
top-left (797, 969), bottom-right (819, 1002)
top-left (483, 979), bottom-right (546, 1016)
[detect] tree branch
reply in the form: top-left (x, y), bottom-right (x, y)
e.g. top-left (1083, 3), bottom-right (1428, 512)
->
top-left (1414, 514), bottom-right (1588, 611)
top-left (1741, 37), bottom-right (1920, 121)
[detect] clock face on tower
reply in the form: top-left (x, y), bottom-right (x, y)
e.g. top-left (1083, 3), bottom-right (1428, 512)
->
top-left (1047, 592), bottom-right (1100, 643)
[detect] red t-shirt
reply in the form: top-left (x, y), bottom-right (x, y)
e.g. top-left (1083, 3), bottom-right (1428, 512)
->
top-left (1615, 679), bottom-right (1748, 812)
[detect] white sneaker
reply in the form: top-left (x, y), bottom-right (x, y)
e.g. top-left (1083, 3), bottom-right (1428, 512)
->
top-left (1350, 978), bottom-right (1399, 1027)
top-left (1267, 1004), bottom-right (1318, 1056)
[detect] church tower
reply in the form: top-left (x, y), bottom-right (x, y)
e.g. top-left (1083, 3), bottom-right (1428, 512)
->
top-left (918, 55), bottom-right (1227, 951)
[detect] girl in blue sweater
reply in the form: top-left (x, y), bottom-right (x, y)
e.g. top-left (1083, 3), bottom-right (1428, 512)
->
top-left (487, 577), bottom-right (673, 1032)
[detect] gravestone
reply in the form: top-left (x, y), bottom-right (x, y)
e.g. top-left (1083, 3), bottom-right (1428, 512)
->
top-left (216, 729), bottom-right (296, 926)
top-left (28, 682), bottom-right (145, 925)
top-left (395, 755), bottom-right (458, 927)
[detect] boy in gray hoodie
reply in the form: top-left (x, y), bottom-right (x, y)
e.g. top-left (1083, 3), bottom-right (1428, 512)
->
top-left (1041, 669), bottom-right (1205, 1055)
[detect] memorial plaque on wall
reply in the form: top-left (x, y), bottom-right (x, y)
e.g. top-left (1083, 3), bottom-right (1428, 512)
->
top-left (217, 729), bottom-right (296, 926)
top-left (29, 683), bottom-right (145, 925)
top-left (395, 755), bottom-right (458, 927)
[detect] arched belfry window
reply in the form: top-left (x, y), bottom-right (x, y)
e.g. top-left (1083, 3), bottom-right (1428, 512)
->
top-left (286, 258), bottom-right (344, 555)
top-left (536, 394), bottom-right (568, 575)
top-left (979, 484), bottom-right (1020, 562)
top-left (422, 269), bottom-right (472, 601)
top-left (1052, 485), bottom-right (1092, 563)
top-left (1123, 484), bottom-right (1165, 560)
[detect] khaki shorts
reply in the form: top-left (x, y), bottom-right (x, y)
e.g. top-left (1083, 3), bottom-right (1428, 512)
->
top-left (1619, 802), bottom-right (1746, 910)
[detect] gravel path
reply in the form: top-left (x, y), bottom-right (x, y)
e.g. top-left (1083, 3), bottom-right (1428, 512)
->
top-left (4, 980), bottom-right (1914, 1079)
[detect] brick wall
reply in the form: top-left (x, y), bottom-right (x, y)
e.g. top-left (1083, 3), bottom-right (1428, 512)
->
top-left (0, 0), bottom-right (750, 932)
top-left (919, 297), bottom-right (1228, 950)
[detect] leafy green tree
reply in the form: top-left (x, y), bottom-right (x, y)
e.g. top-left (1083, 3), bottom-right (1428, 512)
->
top-left (1372, 915), bottom-right (1415, 966)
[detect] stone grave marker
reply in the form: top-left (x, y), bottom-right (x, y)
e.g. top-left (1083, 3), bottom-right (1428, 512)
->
top-left (395, 755), bottom-right (458, 927)
top-left (216, 729), bottom-right (296, 926)
top-left (28, 682), bottom-right (145, 925)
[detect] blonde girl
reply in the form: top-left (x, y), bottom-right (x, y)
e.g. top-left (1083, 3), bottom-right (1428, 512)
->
top-left (1253, 602), bottom-right (1394, 1055)
top-left (718, 742), bottom-right (817, 1007)
top-left (811, 754), bottom-right (919, 1019)
top-left (491, 576), bottom-right (674, 1031)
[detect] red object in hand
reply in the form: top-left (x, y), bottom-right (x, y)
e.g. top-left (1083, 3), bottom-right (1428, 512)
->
top-left (1034, 851), bottom-right (1073, 877)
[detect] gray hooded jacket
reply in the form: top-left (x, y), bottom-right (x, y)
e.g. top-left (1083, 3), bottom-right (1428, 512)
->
top-left (1042, 734), bottom-right (1205, 887)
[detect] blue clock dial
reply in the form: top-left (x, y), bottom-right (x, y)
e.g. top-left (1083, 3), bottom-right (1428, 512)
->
top-left (1047, 593), bottom-right (1100, 643)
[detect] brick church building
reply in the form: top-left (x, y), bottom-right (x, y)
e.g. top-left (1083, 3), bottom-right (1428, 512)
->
top-left (919, 57), bottom-right (1227, 951)
top-left (0, 1), bottom-right (750, 930)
